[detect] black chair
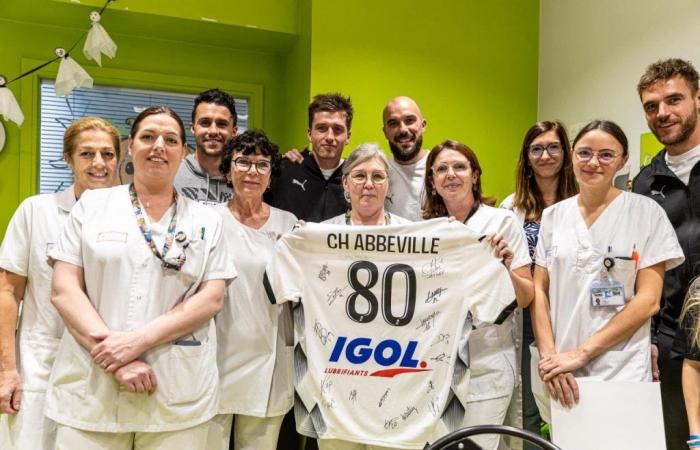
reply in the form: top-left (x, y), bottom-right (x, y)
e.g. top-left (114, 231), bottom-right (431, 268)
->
top-left (424, 425), bottom-right (562, 450)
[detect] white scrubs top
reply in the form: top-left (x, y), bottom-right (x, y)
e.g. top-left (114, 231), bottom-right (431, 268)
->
top-left (0, 186), bottom-right (76, 449)
top-left (464, 205), bottom-right (531, 402)
top-left (385, 154), bottom-right (427, 222)
top-left (323, 212), bottom-right (411, 225)
top-left (45, 184), bottom-right (236, 433)
top-left (213, 204), bottom-right (297, 417)
top-left (535, 191), bottom-right (684, 380)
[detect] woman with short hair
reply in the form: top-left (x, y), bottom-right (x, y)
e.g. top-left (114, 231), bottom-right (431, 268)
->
top-left (47, 106), bottom-right (235, 449)
top-left (0, 117), bottom-right (120, 450)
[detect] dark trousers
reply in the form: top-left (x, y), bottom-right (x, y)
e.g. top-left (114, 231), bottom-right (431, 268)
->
top-left (521, 308), bottom-right (543, 450)
top-left (658, 332), bottom-right (689, 450)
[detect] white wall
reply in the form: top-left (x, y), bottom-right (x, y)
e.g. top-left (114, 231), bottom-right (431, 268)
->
top-left (539, 0), bottom-right (700, 175)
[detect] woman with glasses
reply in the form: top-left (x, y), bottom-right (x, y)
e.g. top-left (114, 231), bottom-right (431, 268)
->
top-left (532, 120), bottom-right (683, 416)
top-left (324, 143), bottom-right (409, 226)
top-left (422, 140), bottom-right (533, 450)
top-left (499, 121), bottom-right (577, 445)
top-left (206, 130), bottom-right (297, 450)
top-left (0, 117), bottom-right (120, 450)
top-left (47, 106), bottom-right (235, 449)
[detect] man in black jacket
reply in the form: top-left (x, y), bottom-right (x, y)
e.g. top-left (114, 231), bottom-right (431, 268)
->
top-left (266, 93), bottom-right (353, 222)
top-left (634, 58), bottom-right (700, 450)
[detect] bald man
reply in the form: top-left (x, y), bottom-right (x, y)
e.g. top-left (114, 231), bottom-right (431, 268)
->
top-left (382, 96), bottom-right (429, 221)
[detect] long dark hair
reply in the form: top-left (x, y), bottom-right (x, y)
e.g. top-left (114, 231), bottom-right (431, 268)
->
top-left (514, 121), bottom-right (578, 221)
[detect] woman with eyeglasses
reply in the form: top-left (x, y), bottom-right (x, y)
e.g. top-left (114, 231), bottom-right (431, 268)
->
top-left (46, 106), bottom-right (235, 449)
top-left (206, 130), bottom-right (297, 450)
top-left (499, 121), bottom-right (577, 445)
top-left (324, 143), bottom-right (409, 226)
top-left (422, 140), bottom-right (533, 450)
top-left (0, 117), bottom-right (120, 450)
top-left (531, 120), bottom-right (683, 417)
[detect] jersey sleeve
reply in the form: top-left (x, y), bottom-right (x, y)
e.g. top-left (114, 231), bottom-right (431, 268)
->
top-left (639, 199), bottom-right (685, 271)
top-left (263, 231), bottom-right (305, 305)
top-left (0, 198), bottom-right (32, 276)
top-left (50, 193), bottom-right (87, 268)
top-left (202, 214), bottom-right (238, 283)
top-left (466, 250), bottom-right (517, 324)
top-left (500, 211), bottom-right (530, 271)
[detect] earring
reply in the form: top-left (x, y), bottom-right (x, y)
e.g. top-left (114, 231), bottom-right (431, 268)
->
top-left (431, 188), bottom-right (437, 197)
top-left (344, 191), bottom-right (351, 202)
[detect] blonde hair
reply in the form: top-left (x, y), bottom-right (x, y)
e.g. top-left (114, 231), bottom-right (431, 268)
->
top-left (63, 117), bottom-right (121, 161)
top-left (681, 278), bottom-right (700, 352)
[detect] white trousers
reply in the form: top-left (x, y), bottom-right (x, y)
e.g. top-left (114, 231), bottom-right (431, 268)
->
top-left (463, 394), bottom-right (513, 450)
top-left (0, 391), bottom-right (56, 450)
top-left (54, 421), bottom-right (210, 450)
top-left (318, 439), bottom-right (402, 450)
top-left (206, 413), bottom-right (285, 450)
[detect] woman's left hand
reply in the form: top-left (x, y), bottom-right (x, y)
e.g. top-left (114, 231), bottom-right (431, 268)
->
top-left (486, 233), bottom-right (514, 269)
top-left (539, 349), bottom-right (589, 381)
top-left (90, 330), bottom-right (147, 373)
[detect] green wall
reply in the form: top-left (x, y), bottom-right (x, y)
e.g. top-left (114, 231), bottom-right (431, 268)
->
top-left (309, 0), bottom-right (539, 202)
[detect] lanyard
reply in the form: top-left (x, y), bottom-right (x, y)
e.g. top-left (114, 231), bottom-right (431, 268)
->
top-left (345, 210), bottom-right (392, 225)
top-left (129, 183), bottom-right (178, 266)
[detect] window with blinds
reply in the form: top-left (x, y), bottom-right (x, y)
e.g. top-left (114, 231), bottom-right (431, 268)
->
top-left (39, 80), bottom-right (248, 194)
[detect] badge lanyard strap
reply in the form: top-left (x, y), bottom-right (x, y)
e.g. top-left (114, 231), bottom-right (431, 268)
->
top-left (129, 183), bottom-right (178, 264)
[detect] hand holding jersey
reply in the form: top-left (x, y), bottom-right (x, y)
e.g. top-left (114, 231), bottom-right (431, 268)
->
top-left (264, 219), bottom-right (515, 449)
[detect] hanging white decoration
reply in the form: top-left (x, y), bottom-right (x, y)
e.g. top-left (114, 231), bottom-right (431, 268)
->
top-left (83, 11), bottom-right (117, 66)
top-left (0, 76), bottom-right (25, 126)
top-left (55, 48), bottom-right (94, 97)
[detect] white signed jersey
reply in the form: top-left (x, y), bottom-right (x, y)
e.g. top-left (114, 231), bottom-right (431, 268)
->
top-left (264, 218), bottom-right (515, 448)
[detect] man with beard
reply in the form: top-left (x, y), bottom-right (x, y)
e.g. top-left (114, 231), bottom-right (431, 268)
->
top-left (382, 96), bottom-right (429, 221)
top-left (633, 58), bottom-right (700, 450)
top-left (174, 88), bottom-right (238, 203)
top-left (266, 93), bottom-right (352, 222)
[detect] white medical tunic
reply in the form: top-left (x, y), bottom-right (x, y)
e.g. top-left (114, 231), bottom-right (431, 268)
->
top-left (323, 212), bottom-right (411, 225)
top-left (0, 186), bottom-right (76, 450)
top-left (535, 192), bottom-right (684, 380)
top-left (45, 184), bottom-right (236, 433)
top-left (385, 154), bottom-right (427, 222)
top-left (213, 204), bottom-right (297, 417)
top-left (264, 219), bottom-right (515, 449)
top-left (464, 205), bottom-right (530, 402)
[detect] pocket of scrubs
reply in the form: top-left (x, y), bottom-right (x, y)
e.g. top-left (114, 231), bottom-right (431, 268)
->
top-left (166, 341), bottom-right (212, 405)
top-left (18, 334), bottom-right (61, 392)
top-left (50, 334), bottom-right (94, 399)
top-left (528, 344), bottom-right (551, 424)
top-left (586, 348), bottom-right (649, 381)
top-left (178, 240), bottom-right (206, 284)
top-left (610, 259), bottom-right (637, 300)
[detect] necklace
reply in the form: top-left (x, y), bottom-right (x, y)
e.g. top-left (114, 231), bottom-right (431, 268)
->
top-left (345, 210), bottom-right (391, 225)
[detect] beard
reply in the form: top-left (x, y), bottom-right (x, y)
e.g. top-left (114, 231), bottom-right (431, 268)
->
top-left (389, 135), bottom-right (423, 162)
top-left (654, 108), bottom-right (698, 146)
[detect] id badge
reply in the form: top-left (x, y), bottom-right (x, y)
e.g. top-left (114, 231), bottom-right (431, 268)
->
top-left (590, 280), bottom-right (625, 307)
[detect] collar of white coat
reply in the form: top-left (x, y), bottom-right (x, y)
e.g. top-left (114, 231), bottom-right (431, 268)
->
top-left (56, 184), bottom-right (77, 213)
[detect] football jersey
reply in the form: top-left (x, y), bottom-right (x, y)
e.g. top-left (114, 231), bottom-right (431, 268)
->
top-left (264, 218), bottom-right (515, 448)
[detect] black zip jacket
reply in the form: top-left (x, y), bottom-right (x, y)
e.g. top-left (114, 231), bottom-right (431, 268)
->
top-left (632, 150), bottom-right (700, 351)
top-left (265, 149), bottom-right (346, 222)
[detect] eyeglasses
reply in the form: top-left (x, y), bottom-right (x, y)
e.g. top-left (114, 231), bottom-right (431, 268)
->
top-left (233, 157), bottom-right (272, 174)
top-left (573, 148), bottom-right (619, 165)
top-left (528, 142), bottom-right (562, 158)
top-left (432, 162), bottom-right (471, 176)
top-left (348, 171), bottom-right (388, 185)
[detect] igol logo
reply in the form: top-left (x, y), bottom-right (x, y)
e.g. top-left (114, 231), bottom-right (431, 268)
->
top-left (328, 336), bottom-right (431, 377)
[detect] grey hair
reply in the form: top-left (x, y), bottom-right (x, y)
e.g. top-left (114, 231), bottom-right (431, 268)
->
top-left (342, 142), bottom-right (390, 176)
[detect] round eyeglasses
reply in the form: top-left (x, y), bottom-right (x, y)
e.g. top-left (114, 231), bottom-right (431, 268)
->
top-left (573, 148), bottom-right (619, 165)
top-left (233, 157), bottom-right (272, 174)
top-left (528, 142), bottom-right (562, 159)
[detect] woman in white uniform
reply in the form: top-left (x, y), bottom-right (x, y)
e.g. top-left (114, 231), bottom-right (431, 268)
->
top-left (422, 139), bottom-right (533, 450)
top-left (532, 120), bottom-right (684, 415)
top-left (318, 143), bottom-right (407, 450)
top-left (0, 117), bottom-right (120, 450)
top-left (324, 143), bottom-right (409, 227)
top-left (206, 129), bottom-right (297, 450)
top-left (499, 121), bottom-right (577, 447)
top-left (47, 106), bottom-right (236, 449)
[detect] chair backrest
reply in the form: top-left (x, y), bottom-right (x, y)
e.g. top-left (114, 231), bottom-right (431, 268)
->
top-left (424, 425), bottom-right (562, 450)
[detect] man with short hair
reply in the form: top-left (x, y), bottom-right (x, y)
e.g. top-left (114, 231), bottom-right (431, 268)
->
top-left (634, 58), bottom-right (700, 450)
top-left (174, 88), bottom-right (238, 203)
top-left (266, 93), bottom-right (352, 222)
top-left (382, 96), bottom-right (429, 221)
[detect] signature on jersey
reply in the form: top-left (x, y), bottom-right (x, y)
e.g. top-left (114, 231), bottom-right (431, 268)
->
top-left (415, 311), bottom-right (441, 331)
top-left (326, 285), bottom-right (349, 305)
top-left (425, 287), bottom-right (447, 304)
top-left (318, 263), bottom-right (330, 281)
top-left (422, 257), bottom-right (445, 279)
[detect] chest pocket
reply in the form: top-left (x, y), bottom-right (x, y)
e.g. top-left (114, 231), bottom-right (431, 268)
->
top-left (610, 258), bottom-right (637, 301)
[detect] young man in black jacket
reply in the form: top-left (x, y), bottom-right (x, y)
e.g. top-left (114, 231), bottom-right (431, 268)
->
top-left (266, 93), bottom-right (353, 222)
top-left (634, 58), bottom-right (700, 450)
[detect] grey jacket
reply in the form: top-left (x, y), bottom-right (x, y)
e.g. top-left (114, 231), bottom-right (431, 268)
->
top-left (174, 153), bottom-right (233, 204)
